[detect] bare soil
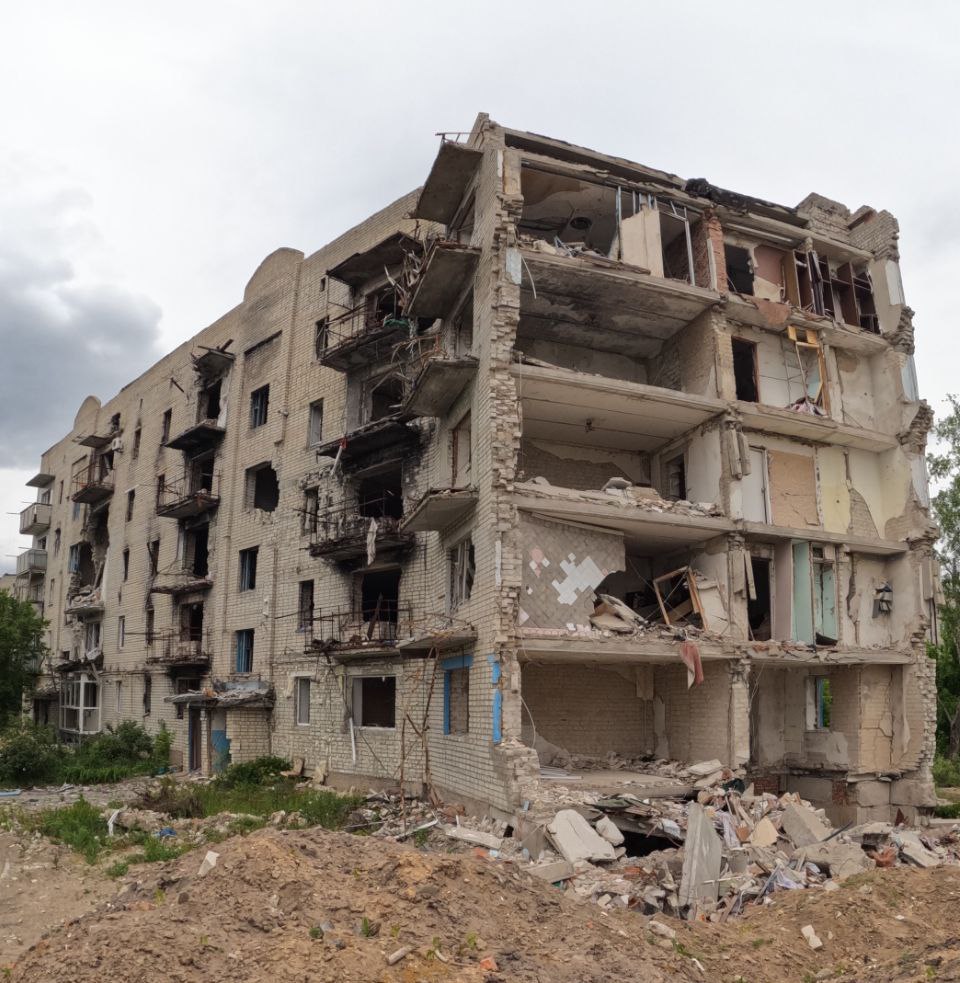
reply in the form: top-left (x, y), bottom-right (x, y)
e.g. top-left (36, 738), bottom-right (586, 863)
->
top-left (9, 824), bottom-right (960, 982)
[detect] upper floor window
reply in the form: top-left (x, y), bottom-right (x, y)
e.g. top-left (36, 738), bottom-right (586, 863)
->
top-left (250, 385), bottom-right (270, 428)
top-left (238, 547), bottom-right (259, 591)
top-left (308, 399), bottom-right (324, 447)
top-left (161, 409), bottom-right (172, 443)
top-left (235, 629), bottom-right (254, 673)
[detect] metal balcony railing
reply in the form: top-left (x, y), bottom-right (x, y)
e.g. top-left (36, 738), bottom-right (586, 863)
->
top-left (16, 549), bottom-right (47, 576)
top-left (306, 603), bottom-right (415, 654)
top-left (309, 495), bottom-right (412, 561)
top-left (156, 471), bottom-right (221, 519)
top-left (148, 628), bottom-right (213, 668)
top-left (70, 464), bottom-right (114, 504)
top-left (19, 502), bottom-right (52, 536)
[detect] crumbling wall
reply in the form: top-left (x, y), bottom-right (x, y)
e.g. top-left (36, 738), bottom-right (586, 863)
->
top-left (225, 708), bottom-right (271, 762)
top-left (653, 661), bottom-right (735, 764)
top-left (520, 663), bottom-right (652, 757)
top-left (519, 439), bottom-right (649, 490)
top-left (517, 514), bottom-right (623, 630)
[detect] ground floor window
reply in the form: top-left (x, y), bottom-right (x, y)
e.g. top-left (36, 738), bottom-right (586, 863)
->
top-left (442, 655), bottom-right (472, 735)
top-left (806, 675), bottom-right (832, 731)
top-left (60, 674), bottom-right (100, 735)
top-left (295, 677), bottom-right (311, 725)
top-left (352, 675), bottom-right (396, 729)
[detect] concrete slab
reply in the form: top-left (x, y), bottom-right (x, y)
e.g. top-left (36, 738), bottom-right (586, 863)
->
top-left (546, 809), bottom-right (617, 865)
top-left (679, 804), bottom-right (722, 907)
top-left (781, 803), bottom-right (830, 848)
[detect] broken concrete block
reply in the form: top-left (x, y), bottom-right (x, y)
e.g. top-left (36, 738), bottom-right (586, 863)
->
top-left (686, 759), bottom-right (723, 778)
top-left (546, 809), bottom-right (616, 865)
top-left (441, 824), bottom-right (503, 851)
top-left (781, 803), bottom-right (830, 848)
top-left (801, 841), bottom-right (874, 881)
top-left (749, 817), bottom-right (778, 848)
top-left (889, 778), bottom-right (937, 807)
top-left (527, 859), bottom-right (575, 883)
top-left (386, 947), bottom-right (412, 966)
top-left (648, 920), bottom-right (676, 941)
top-left (595, 816), bottom-right (625, 846)
top-left (895, 831), bottom-right (940, 868)
top-left (693, 771), bottom-right (724, 790)
top-left (197, 850), bottom-right (219, 877)
top-left (801, 924), bottom-right (823, 950)
top-left (679, 804), bottom-right (723, 907)
top-left (852, 780), bottom-right (891, 808)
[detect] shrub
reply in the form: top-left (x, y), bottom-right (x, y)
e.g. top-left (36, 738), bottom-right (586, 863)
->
top-left (0, 721), bottom-right (63, 787)
top-left (213, 756), bottom-right (291, 789)
top-left (933, 754), bottom-right (960, 789)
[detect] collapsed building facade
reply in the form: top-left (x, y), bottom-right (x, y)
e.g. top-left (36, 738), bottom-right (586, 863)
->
top-left (17, 114), bottom-right (938, 823)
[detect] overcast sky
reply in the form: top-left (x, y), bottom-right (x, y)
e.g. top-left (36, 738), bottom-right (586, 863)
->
top-left (2, 1), bottom-right (958, 571)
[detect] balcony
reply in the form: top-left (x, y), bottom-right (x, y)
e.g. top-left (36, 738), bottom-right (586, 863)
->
top-left (156, 472), bottom-right (221, 520)
top-left (19, 584), bottom-right (44, 618)
top-left (309, 498), bottom-right (414, 564)
top-left (148, 630), bottom-right (213, 671)
top-left (71, 467), bottom-right (114, 505)
top-left (314, 416), bottom-right (419, 476)
top-left (164, 418), bottom-right (226, 453)
top-left (149, 570), bottom-right (214, 597)
top-left (318, 312), bottom-right (413, 373)
top-left (734, 401), bottom-right (897, 453)
top-left (413, 139), bottom-right (482, 224)
top-left (403, 346), bottom-right (478, 418)
top-left (19, 502), bottom-right (51, 536)
top-left (518, 244), bottom-right (720, 357)
top-left (401, 486), bottom-right (478, 533)
top-left (405, 240), bottom-right (481, 321)
top-left (64, 588), bottom-right (105, 618)
top-left (305, 604), bottom-right (416, 661)
top-left (16, 549), bottom-right (47, 577)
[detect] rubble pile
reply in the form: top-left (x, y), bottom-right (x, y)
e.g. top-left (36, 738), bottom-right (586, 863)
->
top-left (369, 760), bottom-right (960, 924)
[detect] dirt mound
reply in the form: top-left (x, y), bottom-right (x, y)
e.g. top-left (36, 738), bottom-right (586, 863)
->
top-left (685, 865), bottom-right (960, 982)
top-left (13, 826), bottom-right (690, 983)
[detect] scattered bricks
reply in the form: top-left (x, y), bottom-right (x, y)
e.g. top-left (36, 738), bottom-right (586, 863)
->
top-left (801, 924), bottom-right (824, 951)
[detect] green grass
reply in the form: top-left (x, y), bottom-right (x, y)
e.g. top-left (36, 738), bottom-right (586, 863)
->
top-left (23, 798), bottom-right (111, 863)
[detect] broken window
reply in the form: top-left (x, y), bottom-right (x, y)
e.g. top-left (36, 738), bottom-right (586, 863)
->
top-left (747, 556), bottom-right (772, 641)
top-left (249, 384), bottom-right (270, 428)
top-left (238, 546), bottom-right (258, 591)
top-left (118, 615), bottom-right (125, 648)
top-left (132, 427), bottom-right (142, 460)
top-left (180, 601), bottom-right (204, 643)
top-left (449, 538), bottom-right (476, 611)
top-left (443, 657), bottom-right (471, 735)
top-left (245, 463), bottom-right (279, 511)
top-left (121, 547), bottom-right (129, 582)
top-left (125, 489), bottom-right (135, 522)
top-left (200, 379), bottom-right (222, 421)
top-left (367, 374), bottom-right (405, 423)
top-left (235, 629), bottom-right (254, 673)
top-left (663, 454), bottom-right (686, 501)
top-left (189, 454), bottom-right (215, 495)
top-left (807, 676), bottom-right (831, 730)
top-left (298, 579), bottom-right (314, 632)
top-left (314, 318), bottom-right (329, 358)
top-left (143, 674), bottom-right (152, 716)
top-left (786, 327), bottom-right (828, 412)
top-left (186, 525), bottom-right (209, 578)
top-left (308, 399), bottom-right (324, 447)
top-left (364, 285), bottom-right (401, 329)
top-left (68, 543), bottom-right (80, 573)
top-left (302, 487), bottom-right (319, 536)
top-left (732, 338), bottom-right (759, 402)
top-left (84, 619), bottom-right (101, 654)
top-left (358, 471), bottom-right (403, 521)
top-left (295, 677), bottom-right (311, 725)
top-left (357, 568), bottom-right (401, 638)
top-left (161, 409), bottom-right (172, 444)
top-left (725, 245), bottom-right (754, 295)
top-left (145, 606), bottom-right (155, 645)
top-left (352, 675), bottom-right (396, 729)
top-left (451, 412), bottom-right (472, 485)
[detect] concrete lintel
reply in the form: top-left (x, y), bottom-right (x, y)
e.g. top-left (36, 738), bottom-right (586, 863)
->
top-left (736, 402), bottom-right (897, 452)
top-left (748, 648), bottom-right (913, 666)
top-left (516, 633), bottom-right (731, 664)
top-left (740, 521), bottom-right (906, 556)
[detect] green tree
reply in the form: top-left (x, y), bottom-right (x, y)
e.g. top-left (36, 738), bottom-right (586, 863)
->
top-left (0, 590), bottom-right (47, 726)
top-left (929, 395), bottom-right (960, 757)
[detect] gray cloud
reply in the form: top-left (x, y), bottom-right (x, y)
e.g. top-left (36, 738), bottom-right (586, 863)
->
top-left (0, 171), bottom-right (162, 468)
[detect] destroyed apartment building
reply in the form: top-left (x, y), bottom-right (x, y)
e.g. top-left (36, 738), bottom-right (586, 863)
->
top-left (17, 113), bottom-right (938, 825)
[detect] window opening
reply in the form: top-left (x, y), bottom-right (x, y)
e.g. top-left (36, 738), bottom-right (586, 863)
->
top-left (235, 629), bottom-right (254, 673)
top-left (238, 547), bottom-right (258, 591)
top-left (449, 538), bottom-right (475, 611)
top-left (725, 245), bottom-right (754, 295)
top-left (663, 454), bottom-right (686, 500)
top-left (249, 384), bottom-right (270, 428)
top-left (748, 556), bottom-right (771, 641)
top-left (295, 677), bottom-right (311, 725)
top-left (298, 580), bottom-right (314, 632)
top-left (352, 676), bottom-right (396, 728)
top-left (732, 338), bottom-right (759, 402)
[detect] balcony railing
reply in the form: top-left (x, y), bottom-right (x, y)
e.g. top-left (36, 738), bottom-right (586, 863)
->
top-left (71, 466), bottom-right (114, 505)
top-left (156, 471), bottom-right (221, 520)
top-left (309, 496), bottom-right (413, 562)
top-left (16, 549), bottom-right (47, 576)
top-left (19, 502), bottom-right (52, 536)
top-left (306, 603), bottom-right (416, 657)
top-left (147, 629), bottom-right (213, 669)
